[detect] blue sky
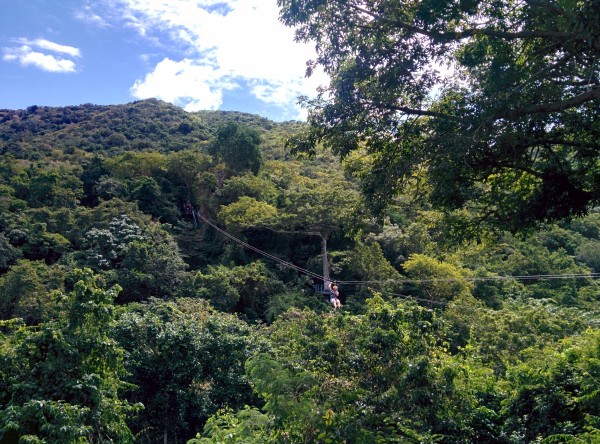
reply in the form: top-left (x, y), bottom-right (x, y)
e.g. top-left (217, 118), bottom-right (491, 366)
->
top-left (0, 0), bottom-right (326, 121)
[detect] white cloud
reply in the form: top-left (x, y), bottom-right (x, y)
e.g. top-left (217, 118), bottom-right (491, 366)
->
top-left (3, 38), bottom-right (80, 73)
top-left (130, 57), bottom-right (236, 111)
top-left (87, 0), bottom-right (327, 119)
top-left (26, 38), bottom-right (82, 58)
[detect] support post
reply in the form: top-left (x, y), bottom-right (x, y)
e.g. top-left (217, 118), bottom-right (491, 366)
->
top-left (322, 235), bottom-right (330, 290)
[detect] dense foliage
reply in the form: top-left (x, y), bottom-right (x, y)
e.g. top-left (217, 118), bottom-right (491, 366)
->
top-left (0, 99), bottom-right (598, 443)
top-left (279, 0), bottom-right (600, 234)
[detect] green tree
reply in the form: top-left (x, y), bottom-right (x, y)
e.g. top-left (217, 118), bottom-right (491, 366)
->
top-left (217, 174), bottom-right (278, 207)
top-left (116, 222), bottom-right (188, 302)
top-left (500, 329), bottom-right (600, 443)
top-left (219, 197), bottom-right (278, 230)
top-left (577, 240), bottom-right (600, 272)
top-left (0, 260), bottom-right (64, 324)
top-left (403, 253), bottom-right (475, 305)
top-left (445, 298), bottom-right (589, 374)
top-left (0, 232), bottom-right (21, 271)
top-left (218, 171), bottom-right (362, 289)
top-left (129, 175), bottom-right (179, 222)
top-left (277, 174), bottom-right (362, 285)
top-left (476, 234), bottom-right (595, 306)
top-left (67, 198), bottom-right (149, 248)
top-left (195, 297), bottom-right (478, 442)
top-left (208, 122), bottom-right (263, 175)
top-left (80, 154), bottom-right (108, 207)
top-left (26, 167), bottom-right (83, 209)
top-left (78, 215), bottom-right (145, 270)
top-left (0, 269), bottom-right (138, 443)
top-left (327, 240), bottom-right (404, 305)
top-left (11, 221), bottom-right (71, 263)
top-left (113, 298), bottom-right (258, 443)
top-left (279, 0), bottom-right (600, 233)
top-left (77, 215), bottom-right (187, 302)
top-left (93, 175), bottom-right (127, 201)
top-left (166, 149), bottom-right (212, 196)
top-left (103, 151), bottom-right (167, 180)
top-left (188, 407), bottom-right (273, 444)
top-left (194, 261), bottom-right (284, 321)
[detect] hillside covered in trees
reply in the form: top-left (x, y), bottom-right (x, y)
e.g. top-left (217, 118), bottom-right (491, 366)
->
top-left (0, 97), bottom-right (598, 443)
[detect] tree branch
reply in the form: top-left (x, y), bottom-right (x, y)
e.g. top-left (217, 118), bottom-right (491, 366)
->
top-left (510, 52), bottom-right (575, 95)
top-left (552, 79), bottom-right (600, 86)
top-left (349, 4), bottom-right (569, 42)
top-left (389, 105), bottom-right (458, 120)
top-left (498, 85), bottom-right (600, 118)
top-left (454, 28), bottom-right (569, 41)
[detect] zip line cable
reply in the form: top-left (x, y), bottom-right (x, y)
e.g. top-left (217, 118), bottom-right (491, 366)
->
top-left (192, 210), bottom-right (600, 287)
top-left (194, 210), bottom-right (325, 281)
top-left (339, 273), bottom-right (600, 285)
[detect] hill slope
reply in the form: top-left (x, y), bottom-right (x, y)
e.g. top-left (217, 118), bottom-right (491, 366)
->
top-left (0, 99), bottom-right (598, 443)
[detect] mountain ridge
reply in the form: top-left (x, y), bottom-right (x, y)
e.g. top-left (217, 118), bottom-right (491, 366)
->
top-left (0, 98), bottom-right (303, 159)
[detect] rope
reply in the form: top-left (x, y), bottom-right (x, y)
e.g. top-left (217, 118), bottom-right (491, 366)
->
top-left (192, 210), bottom-right (600, 287)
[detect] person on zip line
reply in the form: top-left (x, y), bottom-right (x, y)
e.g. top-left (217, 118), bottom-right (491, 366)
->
top-left (327, 281), bottom-right (342, 309)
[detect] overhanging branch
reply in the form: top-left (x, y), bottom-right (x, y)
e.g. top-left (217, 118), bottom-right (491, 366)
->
top-left (349, 4), bottom-right (570, 42)
top-left (387, 105), bottom-right (457, 120)
top-left (498, 85), bottom-right (600, 118)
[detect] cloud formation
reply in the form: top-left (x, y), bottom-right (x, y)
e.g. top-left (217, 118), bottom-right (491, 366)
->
top-left (3, 38), bottom-right (80, 73)
top-left (130, 58), bottom-right (237, 111)
top-left (85, 0), bottom-right (325, 119)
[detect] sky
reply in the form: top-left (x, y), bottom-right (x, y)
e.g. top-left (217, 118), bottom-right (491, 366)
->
top-left (0, 0), bottom-right (326, 121)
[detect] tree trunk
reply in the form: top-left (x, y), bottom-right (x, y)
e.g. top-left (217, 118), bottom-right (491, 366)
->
top-left (322, 235), bottom-right (330, 288)
top-left (214, 166), bottom-right (226, 188)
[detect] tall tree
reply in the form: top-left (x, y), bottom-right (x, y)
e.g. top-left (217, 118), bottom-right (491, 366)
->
top-left (279, 174), bottom-right (364, 285)
top-left (218, 174), bottom-right (361, 286)
top-left (208, 122), bottom-right (263, 175)
top-left (279, 0), bottom-right (600, 233)
top-left (166, 149), bottom-right (212, 200)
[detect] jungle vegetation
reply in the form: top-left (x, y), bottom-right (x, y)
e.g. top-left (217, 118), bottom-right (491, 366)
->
top-left (0, 0), bottom-right (599, 440)
top-left (0, 97), bottom-right (597, 443)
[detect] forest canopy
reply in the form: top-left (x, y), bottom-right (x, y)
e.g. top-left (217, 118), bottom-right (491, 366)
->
top-left (0, 71), bottom-right (598, 444)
